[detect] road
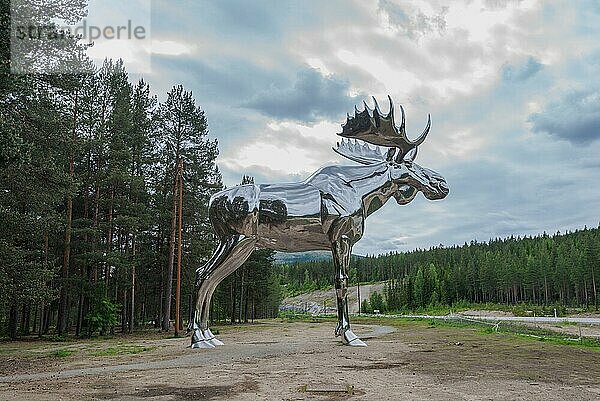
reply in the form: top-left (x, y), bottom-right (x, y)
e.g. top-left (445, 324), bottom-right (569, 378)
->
top-left (400, 314), bottom-right (600, 325)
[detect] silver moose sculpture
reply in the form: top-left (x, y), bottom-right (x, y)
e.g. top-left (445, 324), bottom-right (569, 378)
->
top-left (188, 96), bottom-right (449, 348)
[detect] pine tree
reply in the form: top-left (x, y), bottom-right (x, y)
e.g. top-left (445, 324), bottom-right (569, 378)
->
top-left (154, 85), bottom-right (220, 331)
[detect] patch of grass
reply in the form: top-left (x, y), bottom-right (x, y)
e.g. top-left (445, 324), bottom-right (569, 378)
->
top-left (47, 349), bottom-right (74, 358)
top-left (365, 301), bottom-right (584, 318)
top-left (0, 347), bottom-right (17, 355)
top-left (502, 329), bottom-right (600, 351)
top-left (485, 322), bottom-right (600, 351)
top-left (278, 311), bottom-right (316, 321)
top-left (538, 336), bottom-right (600, 350)
top-left (411, 316), bottom-right (600, 351)
top-left (278, 312), bottom-right (336, 324)
top-left (349, 314), bottom-right (600, 352)
top-left (47, 334), bottom-right (71, 343)
top-left (90, 345), bottom-right (153, 357)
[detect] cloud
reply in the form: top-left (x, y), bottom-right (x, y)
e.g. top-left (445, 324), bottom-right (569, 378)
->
top-left (150, 40), bottom-right (194, 56)
top-left (242, 67), bottom-right (362, 123)
top-left (217, 119), bottom-right (341, 181)
top-left (287, 1), bottom-right (548, 106)
top-left (378, 0), bottom-right (447, 40)
top-left (528, 88), bottom-right (600, 144)
top-left (501, 56), bottom-right (543, 82)
top-left (138, 0), bottom-right (600, 255)
top-left (203, 0), bottom-right (282, 39)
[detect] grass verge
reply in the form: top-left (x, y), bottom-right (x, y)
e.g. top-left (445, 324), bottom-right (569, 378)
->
top-left (47, 349), bottom-right (74, 358)
top-left (278, 312), bottom-right (600, 351)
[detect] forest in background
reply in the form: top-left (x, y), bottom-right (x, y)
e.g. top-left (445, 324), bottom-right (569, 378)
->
top-left (278, 226), bottom-right (600, 313)
top-left (0, 0), bottom-right (280, 340)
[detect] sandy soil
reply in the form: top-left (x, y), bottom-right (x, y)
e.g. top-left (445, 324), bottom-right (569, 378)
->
top-left (1, 319), bottom-right (599, 400)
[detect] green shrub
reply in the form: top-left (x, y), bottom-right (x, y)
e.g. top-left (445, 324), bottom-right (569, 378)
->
top-left (369, 291), bottom-right (386, 313)
top-left (85, 297), bottom-right (119, 336)
top-left (361, 299), bottom-right (372, 314)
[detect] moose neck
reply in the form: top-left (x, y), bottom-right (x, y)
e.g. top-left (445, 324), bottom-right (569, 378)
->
top-left (346, 162), bottom-right (397, 217)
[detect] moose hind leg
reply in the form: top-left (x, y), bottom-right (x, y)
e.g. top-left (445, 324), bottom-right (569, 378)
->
top-left (332, 236), bottom-right (366, 347)
top-left (197, 235), bottom-right (257, 347)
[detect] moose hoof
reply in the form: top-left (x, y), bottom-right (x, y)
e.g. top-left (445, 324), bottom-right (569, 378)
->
top-left (208, 337), bottom-right (224, 346)
top-left (190, 329), bottom-right (215, 349)
top-left (191, 340), bottom-right (215, 349)
top-left (203, 328), bottom-right (224, 346)
top-left (342, 329), bottom-right (367, 347)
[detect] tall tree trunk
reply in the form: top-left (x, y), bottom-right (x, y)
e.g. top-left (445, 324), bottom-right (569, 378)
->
top-left (57, 196), bottom-right (73, 335)
top-left (175, 163), bottom-right (183, 335)
top-left (121, 289), bottom-right (128, 333)
top-left (20, 304), bottom-right (30, 336)
top-left (75, 288), bottom-right (84, 337)
top-left (357, 281), bottom-right (361, 314)
top-left (252, 294), bottom-right (255, 323)
top-left (162, 169), bottom-right (178, 331)
top-left (592, 264), bottom-right (597, 309)
top-left (239, 267), bottom-right (245, 323)
top-left (129, 234), bottom-right (136, 333)
top-left (76, 195), bottom-right (91, 337)
top-left (8, 303), bottom-right (18, 340)
top-left (32, 305), bottom-right (38, 334)
top-left (57, 202), bottom-right (71, 336)
top-left (105, 189), bottom-right (114, 293)
top-left (93, 181), bottom-right (100, 282)
top-left (57, 88), bottom-right (79, 335)
top-left (230, 272), bottom-right (237, 324)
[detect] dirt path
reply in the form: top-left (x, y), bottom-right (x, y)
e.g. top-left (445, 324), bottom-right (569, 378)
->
top-left (1, 320), bottom-right (599, 400)
top-left (0, 325), bottom-right (396, 383)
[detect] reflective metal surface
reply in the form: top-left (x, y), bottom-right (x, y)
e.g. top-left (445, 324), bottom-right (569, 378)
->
top-left (189, 97), bottom-right (448, 348)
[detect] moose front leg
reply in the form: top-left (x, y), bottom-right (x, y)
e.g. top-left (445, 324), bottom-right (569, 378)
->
top-left (332, 236), bottom-right (367, 347)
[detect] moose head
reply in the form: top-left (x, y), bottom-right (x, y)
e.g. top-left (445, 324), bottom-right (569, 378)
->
top-left (333, 96), bottom-right (449, 203)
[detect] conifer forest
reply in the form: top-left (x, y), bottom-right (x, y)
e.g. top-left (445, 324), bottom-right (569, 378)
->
top-left (0, 0), bottom-right (280, 339)
top-left (280, 227), bottom-right (600, 313)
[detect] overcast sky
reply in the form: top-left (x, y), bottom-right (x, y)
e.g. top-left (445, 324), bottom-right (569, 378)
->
top-left (91, 0), bottom-right (600, 255)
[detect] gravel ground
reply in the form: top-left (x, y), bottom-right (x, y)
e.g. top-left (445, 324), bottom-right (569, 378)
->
top-left (1, 319), bottom-right (599, 400)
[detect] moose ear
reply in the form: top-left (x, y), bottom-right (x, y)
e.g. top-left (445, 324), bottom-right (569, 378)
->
top-left (385, 148), bottom-right (396, 162)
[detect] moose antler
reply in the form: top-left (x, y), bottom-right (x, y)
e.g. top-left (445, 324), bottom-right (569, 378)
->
top-left (333, 139), bottom-right (390, 165)
top-left (338, 96), bottom-right (430, 163)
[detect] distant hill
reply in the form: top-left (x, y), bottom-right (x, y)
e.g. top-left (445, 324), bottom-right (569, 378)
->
top-left (273, 251), bottom-right (331, 264)
top-left (273, 251), bottom-right (365, 265)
